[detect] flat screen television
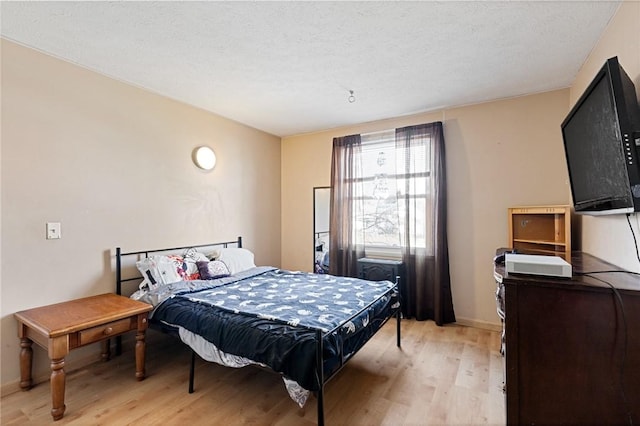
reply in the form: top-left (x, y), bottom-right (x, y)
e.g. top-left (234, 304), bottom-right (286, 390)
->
top-left (561, 56), bottom-right (640, 215)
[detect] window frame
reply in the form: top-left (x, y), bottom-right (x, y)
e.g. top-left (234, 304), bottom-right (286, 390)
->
top-left (350, 130), bottom-right (432, 253)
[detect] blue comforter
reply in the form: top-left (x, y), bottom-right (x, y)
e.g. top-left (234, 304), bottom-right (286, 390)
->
top-left (149, 267), bottom-right (398, 390)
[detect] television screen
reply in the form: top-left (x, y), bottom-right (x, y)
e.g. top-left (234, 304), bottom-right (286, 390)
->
top-left (561, 57), bottom-right (640, 215)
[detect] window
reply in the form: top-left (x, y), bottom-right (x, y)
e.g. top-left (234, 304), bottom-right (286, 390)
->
top-left (353, 129), bottom-right (431, 255)
top-left (330, 122), bottom-right (454, 323)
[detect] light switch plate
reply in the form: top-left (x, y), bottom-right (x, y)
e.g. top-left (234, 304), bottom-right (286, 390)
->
top-left (46, 222), bottom-right (61, 239)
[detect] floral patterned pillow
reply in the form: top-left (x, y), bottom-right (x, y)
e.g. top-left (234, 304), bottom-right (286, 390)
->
top-left (136, 250), bottom-right (210, 289)
top-left (197, 260), bottom-right (231, 280)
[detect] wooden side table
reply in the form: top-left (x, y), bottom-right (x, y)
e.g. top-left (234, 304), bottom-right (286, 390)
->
top-left (14, 293), bottom-right (153, 421)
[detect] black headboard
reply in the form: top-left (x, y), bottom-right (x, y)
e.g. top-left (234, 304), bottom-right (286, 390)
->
top-left (115, 236), bottom-right (243, 295)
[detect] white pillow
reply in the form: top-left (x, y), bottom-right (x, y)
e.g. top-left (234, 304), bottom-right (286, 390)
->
top-left (136, 255), bottom-right (182, 288)
top-left (217, 248), bottom-right (256, 275)
top-left (205, 248), bottom-right (221, 260)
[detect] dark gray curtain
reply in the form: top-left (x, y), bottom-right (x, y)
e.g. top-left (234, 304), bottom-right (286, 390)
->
top-left (329, 134), bottom-right (364, 277)
top-left (329, 124), bottom-right (455, 325)
top-left (396, 122), bottom-right (455, 325)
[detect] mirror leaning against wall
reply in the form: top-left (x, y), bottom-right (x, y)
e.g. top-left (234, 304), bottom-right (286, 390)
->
top-left (313, 186), bottom-right (331, 273)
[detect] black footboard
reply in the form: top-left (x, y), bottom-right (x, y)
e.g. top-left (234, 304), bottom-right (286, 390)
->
top-left (313, 283), bottom-right (401, 426)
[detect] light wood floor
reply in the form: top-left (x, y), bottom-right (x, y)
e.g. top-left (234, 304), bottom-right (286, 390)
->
top-left (1, 320), bottom-right (505, 425)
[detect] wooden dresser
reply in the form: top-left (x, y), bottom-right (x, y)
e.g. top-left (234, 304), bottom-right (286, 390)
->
top-left (494, 251), bottom-right (640, 425)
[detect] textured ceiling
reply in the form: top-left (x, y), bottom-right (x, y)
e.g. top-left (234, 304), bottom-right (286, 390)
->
top-left (0, 1), bottom-right (621, 137)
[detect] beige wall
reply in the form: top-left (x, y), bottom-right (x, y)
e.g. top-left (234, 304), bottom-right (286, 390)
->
top-left (1, 39), bottom-right (281, 390)
top-left (569, 0), bottom-right (640, 271)
top-left (282, 89), bottom-right (571, 328)
top-left (4, 0), bottom-right (634, 393)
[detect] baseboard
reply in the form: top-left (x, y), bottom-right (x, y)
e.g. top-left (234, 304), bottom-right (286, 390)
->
top-left (455, 317), bottom-right (502, 332)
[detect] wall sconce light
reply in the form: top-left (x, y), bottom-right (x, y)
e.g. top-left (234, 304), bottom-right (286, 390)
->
top-left (192, 146), bottom-right (217, 171)
top-left (348, 90), bottom-right (356, 103)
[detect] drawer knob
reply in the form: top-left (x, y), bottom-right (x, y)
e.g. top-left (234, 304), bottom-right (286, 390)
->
top-left (103, 327), bottom-right (113, 335)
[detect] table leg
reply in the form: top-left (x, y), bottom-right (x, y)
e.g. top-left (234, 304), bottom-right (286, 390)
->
top-left (101, 339), bottom-right (111, 361)
top-left (50, 358), bottom-right (66, 420)
top-left (19, 337), bottom-right (33, 390)
top-left (135, 330), bottom-right (146, 381)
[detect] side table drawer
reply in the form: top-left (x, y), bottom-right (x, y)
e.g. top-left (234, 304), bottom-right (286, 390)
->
top-left (79, 318), bottom-right (133, 345)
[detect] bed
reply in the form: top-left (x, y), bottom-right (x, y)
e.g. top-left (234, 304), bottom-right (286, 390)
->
top-left (116, 237), bottom-right (401, 425)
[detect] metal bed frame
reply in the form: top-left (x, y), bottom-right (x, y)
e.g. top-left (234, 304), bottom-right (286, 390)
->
top-left (116, 237), bottom-right (401, 426)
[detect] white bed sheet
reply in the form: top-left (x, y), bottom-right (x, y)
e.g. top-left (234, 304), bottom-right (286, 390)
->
top-left (177, 325), bottom-right (310, 407)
